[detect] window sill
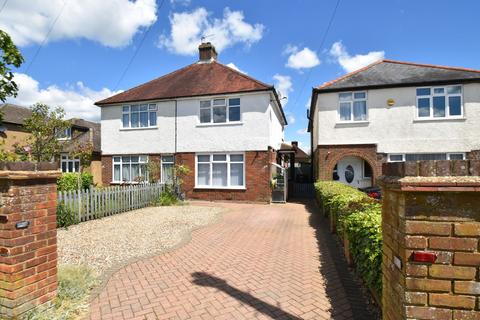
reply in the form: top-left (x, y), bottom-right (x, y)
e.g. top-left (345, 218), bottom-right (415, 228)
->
top-left (119, 126), bottom-right (158, 131)
top-left (196, 122), bottom-right (243, 127)
top-left (413, 117), bottom-right (466, 123)
top-left (335, 121), bottom-right (369, 127)
top-left (194, 186), bottom-right (246, 190)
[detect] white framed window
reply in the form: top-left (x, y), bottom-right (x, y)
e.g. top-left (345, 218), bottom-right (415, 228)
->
top-left (122, 104), bottom-right (157, 128)
top-left (388, 154), bottom-right (405, 162)
top-left (196, 153), bottom-right (245, 188)
top-left (61, 154), bottom-right (79, 172)
top-left (161, 155), bottom-right (174, 183)
top-left (387, 153), bottom-right (466, 162)
top-left (112, 155), bottom-right (148, 183)
top-left (447, 153), bottom-right (466, 160)
top-left (338, 91), bottom-right (367, 122)
top-left (199, 98), bottom-right (241, 124)
top-left (57, 128), bottom-right (72, 140)
top-left (416, 85), bottom-right (463, 119)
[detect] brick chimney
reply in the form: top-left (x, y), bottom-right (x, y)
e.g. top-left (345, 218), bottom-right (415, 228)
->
top-left (199, 42), bottom-right (217, 62)
top-left (291, 141), bottom-right (298, 149)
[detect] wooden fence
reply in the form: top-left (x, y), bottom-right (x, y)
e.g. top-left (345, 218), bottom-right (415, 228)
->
top-left (57, 183), bottom-right (167, 223)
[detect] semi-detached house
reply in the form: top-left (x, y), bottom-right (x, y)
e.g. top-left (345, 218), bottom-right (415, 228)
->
top-left (95, 43), bottom-right (287, 202)
top-left (308, 59), bottom-right (480, 189)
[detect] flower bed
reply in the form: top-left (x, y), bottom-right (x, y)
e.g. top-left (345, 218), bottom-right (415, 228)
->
top-left (315, 181), bottom-right (382, 300)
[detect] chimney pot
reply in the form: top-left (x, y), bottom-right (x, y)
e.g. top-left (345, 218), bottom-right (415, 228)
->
top-left (198, 42), bottom-right (217, 62)
top-left (292, 141), bottom-right (298, 148)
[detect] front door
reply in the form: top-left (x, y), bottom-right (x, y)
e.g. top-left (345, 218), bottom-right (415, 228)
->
top-left (336, 156), bottom-right (370, 188)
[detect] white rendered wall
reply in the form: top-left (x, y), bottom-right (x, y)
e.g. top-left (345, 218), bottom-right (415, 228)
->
top-left (313, 83), bottom-right (480, 154)
top-left (101, 92), bottom-right (285, 154)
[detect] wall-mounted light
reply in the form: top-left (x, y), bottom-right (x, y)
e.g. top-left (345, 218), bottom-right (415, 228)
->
top-left (387, 98), bottom-right (395, 107)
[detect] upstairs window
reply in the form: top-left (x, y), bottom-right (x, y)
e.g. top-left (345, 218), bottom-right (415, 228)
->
top-left (338, 92), bottom-right (367, 122)
top-left (416, 85), bottom-right (462, 119)
top-left (199, 98), bottom-right (241, 124)
top-left (57, 128), bottom-right (72, 140)
top-left (122, 104), bottom-right (157, 128)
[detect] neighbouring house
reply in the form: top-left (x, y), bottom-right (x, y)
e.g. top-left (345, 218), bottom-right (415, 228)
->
top-left (58, 119), bottom-right (102, 185)
top-left (0, 103), bottom-right (32, 151)
top-left (0, 103), bottom-right (102, 184)
top-left (95, 42), bottom-right (287, 202)
top-left (278, 141), bottom-right (311, 183)
top-left (308, 59), bottom-right (480, 189)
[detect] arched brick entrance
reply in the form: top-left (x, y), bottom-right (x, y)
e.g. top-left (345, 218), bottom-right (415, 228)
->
top-left (314, 144), bottom-right (383, 185)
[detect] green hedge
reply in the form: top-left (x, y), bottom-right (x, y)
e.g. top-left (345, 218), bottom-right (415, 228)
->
top-left (343, 203), bottom-right (382, 294)
top-left (57, 172), bottom-right (94, 192)
top-left (314, 181), bottom-right (382, 296)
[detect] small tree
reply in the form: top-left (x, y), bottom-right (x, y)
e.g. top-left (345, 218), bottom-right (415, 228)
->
top-left (69, 141), bottom-right (94, 190)
top-left (0, 30), bottom-right (24, 103)
top-left (23, 103), bottom-right (71, 162)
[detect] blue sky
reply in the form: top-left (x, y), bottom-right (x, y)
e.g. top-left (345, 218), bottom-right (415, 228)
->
top-left (2, 0), bottom-right (480, 151)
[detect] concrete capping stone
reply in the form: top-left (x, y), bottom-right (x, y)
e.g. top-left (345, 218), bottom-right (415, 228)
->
top-left (0, 170), bottom-right (61, 180)
top-left (383, 160), bottom-right (480, 178)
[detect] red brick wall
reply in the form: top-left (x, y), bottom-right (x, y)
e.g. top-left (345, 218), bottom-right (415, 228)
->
top-left (0, 171), bottom-right (60, 318)
top-left (314, 144), bottom-right (383, 184)
top-left (380, 162), bottom-right (480, 320)
top-left (176, 151), bottom-right (272, 202)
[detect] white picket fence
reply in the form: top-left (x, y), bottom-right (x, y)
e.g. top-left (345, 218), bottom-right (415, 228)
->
top-left (57, 183), bottom-right (167, 223)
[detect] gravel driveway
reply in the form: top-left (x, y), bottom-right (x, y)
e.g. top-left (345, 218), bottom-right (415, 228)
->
top-left (57, 205), bottom-right (224, 277)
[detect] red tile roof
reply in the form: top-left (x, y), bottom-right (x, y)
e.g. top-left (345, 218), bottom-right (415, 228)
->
top-left (96, 61), bottom-right (275, 105)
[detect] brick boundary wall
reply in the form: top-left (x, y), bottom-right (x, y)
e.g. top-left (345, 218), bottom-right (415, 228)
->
top-left (0, 163), bottom-right (60, 319)
top-left (379, 160), bottom-right (480, 320)
top-left (315, 144), bottom-right (384, 184)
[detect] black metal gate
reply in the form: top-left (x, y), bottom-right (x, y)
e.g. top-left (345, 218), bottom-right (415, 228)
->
top-left (288, 182), bottom-right (315, 199)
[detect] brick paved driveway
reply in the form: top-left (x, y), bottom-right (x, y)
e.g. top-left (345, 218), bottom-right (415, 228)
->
top-left (89, 201), bottom-right (372, 320)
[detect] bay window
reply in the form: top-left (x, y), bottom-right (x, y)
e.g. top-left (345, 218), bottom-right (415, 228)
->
top-left (199, 98), bottom-right (241, 124)
top-left (122, 104), bottom-right (157, 128)
top-left (338, 91), bottom-right (367, 122)
top-left (196, 153), bottom-right (245, 188)
top-left (113, 155), bottom-right (148, 183)
top-left (416, 85), bottom-right (462, 119)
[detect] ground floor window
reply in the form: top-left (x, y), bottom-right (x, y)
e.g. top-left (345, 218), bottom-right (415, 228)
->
top-left (161, 155), bottom-right (174, 183)
top-left (113, 155), bottom-right (148, 183)
top-left (388, 153), bottom-right (466, 162)
top-left (61, 154), bottom-right (80, 173)
top-left (196, 153), bottom-right (245, 188)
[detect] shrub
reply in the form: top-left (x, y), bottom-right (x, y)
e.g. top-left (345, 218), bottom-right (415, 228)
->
top-left (315, 181), bottom-right (373, 233)
top-left (57, 202), bottom-right (77, 228)
top-left (343, 204), bottom-right (382, 294)
top-left (153, 187), bottom-right (179, 206)
top-left (57, 172), bottom-right (94, 191)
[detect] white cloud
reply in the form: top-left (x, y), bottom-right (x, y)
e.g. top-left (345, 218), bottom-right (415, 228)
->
top-left (286, 113), bottom-right (295, 124)
top-left (8, 73), bottom-right (120, 121)
top-left (329, 41), bottom-right (385, 73)
top-left (0, 0), bottom-right (157, 47)
top-left (158, 7), bottom-right (264, 55)
top-left (273, 74), bottom-right (293, 105)
top-left (285, 46), bottom-right (320, 70)
top-left (226, 63), bottom-right (247, 74)
top-left (296, 128), bottom-right (308, 135)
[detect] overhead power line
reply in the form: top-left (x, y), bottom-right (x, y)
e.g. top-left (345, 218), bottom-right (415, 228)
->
top-left (0, 0), bottom-right (8, 15)
top-left (25, 0), bottom-right (67, 73)
top-left (292, 0), bottom-right (341, 109)
top-left (114, 0), bottom-right (166, 91)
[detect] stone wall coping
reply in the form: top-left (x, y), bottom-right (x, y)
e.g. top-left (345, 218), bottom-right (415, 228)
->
top-left (0, 170), bottom-right (61, 180)
top-left (379, 175), bottom-right (480, 192)
top-left (383, 160), bottom-right (480, 178)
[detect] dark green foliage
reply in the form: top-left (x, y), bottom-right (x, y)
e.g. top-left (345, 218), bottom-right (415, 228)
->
top-left (0, 30), bottom-right (24, 103)
top-left (57, 173), bottom-right (94, 191)
top-left (343, 204), bottom-right (383, 294)
top-left (56, 202), bottom-right (77, 228)
top-left (153, 187), bottom-right (179, 206)
top-left (315, 181), bottom-right (382, 295)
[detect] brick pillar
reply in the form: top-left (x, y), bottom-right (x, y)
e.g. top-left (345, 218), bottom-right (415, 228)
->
top-left (0, 165), bottom-right (60, 319)
top-left (379, 160), bottom-right (480, 320)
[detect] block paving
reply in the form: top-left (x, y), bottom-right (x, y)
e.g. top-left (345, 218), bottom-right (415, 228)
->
top-left (88, 201), bottom-right (372, 319)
